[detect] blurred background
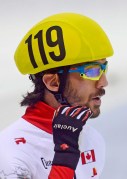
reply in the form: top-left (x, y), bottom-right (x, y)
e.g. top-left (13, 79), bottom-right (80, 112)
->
top-left (0, 0), bottom-right (127, 178)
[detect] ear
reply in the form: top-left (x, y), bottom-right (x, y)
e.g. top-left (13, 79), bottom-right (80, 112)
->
top-left (42, 74), bottom-right (60, 92)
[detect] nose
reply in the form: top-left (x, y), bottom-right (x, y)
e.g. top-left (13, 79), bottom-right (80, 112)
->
top-left (96, 73), bottom-right (108, 89)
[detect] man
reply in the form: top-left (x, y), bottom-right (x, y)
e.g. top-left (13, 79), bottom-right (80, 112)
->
top-left (0, 13), bottom-right (113, 179)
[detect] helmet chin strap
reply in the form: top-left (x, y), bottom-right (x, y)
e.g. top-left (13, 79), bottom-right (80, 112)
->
top-left (29, 66), bottom-right (70, 105)
top-left (48, 66), bottom-right (70, 105)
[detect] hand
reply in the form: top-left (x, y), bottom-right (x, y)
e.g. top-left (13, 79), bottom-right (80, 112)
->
top-left (52, 105), bottom-right (93, 170)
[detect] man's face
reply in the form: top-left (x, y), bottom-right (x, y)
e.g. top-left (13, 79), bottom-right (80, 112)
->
top-left (64, 59), bottom-right (108, 118)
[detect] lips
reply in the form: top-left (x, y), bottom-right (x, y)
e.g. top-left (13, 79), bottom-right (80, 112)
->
top-left (92, 96), bottom-right (101, 100)
top-left (92, 96), bottom-right (102, 106)
top-left (91, 89), bottom-right (105, 105)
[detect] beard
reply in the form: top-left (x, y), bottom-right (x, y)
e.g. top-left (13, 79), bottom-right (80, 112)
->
top-left (64, 81), bottom-right (105, 119)
top-left (85, 88), bottom-right (105, 118)
top-left (88, 104), bottom-right (100, 118)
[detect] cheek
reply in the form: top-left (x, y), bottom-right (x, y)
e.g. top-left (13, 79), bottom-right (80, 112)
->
top-left (65, 74), bottom-right (95, 104)
top-left (76, 78), bottom-right (94, 95)
top-left (77, 83), bottom-right (91, 102)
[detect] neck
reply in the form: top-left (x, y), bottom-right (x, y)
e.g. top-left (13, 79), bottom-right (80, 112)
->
top-left (43, 89), bottom-right (60, 109)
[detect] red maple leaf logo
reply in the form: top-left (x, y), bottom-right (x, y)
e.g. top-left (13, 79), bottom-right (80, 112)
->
top-left (60, 143), bottom-right (69, 150)
top-left (86, 153), bottom-right (91, 160)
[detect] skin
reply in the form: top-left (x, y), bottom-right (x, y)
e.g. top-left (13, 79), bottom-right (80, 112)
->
top-left (43, 59), bottom-right (108, 118)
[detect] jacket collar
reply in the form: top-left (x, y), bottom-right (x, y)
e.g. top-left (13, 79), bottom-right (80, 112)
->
top-left (22, 101), bottom-right (55, 134)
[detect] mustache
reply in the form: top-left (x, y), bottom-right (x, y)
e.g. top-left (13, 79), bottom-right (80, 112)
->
top-left (91, 88), bottom-right (105, 98)
top-left (86, 89), bottom-right (106, 104)
top-left (97, 88), bottom-right (105, 97)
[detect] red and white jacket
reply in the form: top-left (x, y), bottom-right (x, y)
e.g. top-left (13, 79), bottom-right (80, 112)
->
top-left (0, 102), bottom-right (105, 179)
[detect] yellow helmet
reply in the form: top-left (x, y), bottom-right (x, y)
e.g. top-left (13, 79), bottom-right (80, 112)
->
top-left (14, 12), bottom-right (114, 75)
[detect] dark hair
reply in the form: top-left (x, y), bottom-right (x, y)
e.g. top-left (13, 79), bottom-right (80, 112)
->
top-left (20, 67), bottom-right (64, 107)
top-left (20, 72), bottom-right (45, 107)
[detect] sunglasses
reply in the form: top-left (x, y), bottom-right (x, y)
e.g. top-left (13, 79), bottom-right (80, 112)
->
top-left (58, 61), bottom-right (108, 81)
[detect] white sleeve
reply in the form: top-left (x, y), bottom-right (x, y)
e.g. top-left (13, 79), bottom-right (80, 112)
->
top-left (0, 150), bottom-right (31, 179)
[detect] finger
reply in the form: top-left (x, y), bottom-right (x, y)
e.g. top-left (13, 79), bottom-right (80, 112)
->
top-left (53, 105), bottom-right (63, 118)
top-left (55, 105), bottom-right (71, 117)
top-left (71, 106), bottom-right (90, 119)
top-left (81, 110), bottom-right (93, 124)
top-left (76, 107), bottom-right (92, 119)
top-left (58, 105), bottom-right (81, 117)
top-left (66, 106), bottom-right (82, 116)
top-left (71, 107), bottom-right (83, 117)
